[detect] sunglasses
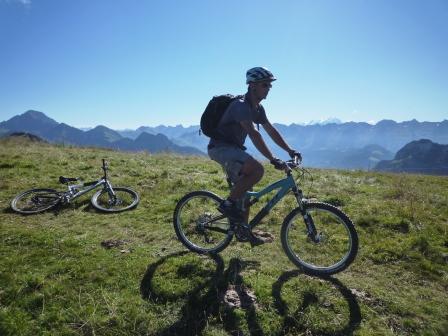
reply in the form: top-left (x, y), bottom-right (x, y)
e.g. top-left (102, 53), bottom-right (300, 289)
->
top-left (260, 82), bottom-right (272, 88)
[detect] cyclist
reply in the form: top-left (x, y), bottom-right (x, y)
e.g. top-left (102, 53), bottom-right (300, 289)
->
top-left (207, 66), bottom-right (301, 245)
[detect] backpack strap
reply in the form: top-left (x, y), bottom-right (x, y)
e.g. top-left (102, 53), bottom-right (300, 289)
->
top-left (243, 94), bottom-right (263, 131)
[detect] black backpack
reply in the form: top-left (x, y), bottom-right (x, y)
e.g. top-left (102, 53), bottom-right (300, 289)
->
top-left (200, 94), bottom-right (244, 141)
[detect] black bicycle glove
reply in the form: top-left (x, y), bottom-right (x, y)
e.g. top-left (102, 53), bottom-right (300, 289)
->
top-left (288, 149), bottom-right (302, 162)
top-left (270, 158), bottom-right (286, 170)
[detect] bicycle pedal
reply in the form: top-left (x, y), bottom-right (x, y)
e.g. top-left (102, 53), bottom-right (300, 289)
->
top-left (233, 225), bottom-right (254, 243)
top-left (235, 231), bottom-right (250, 242)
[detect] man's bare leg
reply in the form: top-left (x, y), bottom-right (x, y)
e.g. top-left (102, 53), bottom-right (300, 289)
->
top-left (228, 158), bottom-right (264, 222)
top-left (229, 158), bottom-right (263, 200)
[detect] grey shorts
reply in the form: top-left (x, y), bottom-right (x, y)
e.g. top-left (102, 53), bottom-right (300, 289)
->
top-left (208, 145), bottom-right (253, 183)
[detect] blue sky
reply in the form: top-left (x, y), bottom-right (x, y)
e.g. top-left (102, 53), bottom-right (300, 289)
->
top-left (1, 0), bottom-right (447, 129)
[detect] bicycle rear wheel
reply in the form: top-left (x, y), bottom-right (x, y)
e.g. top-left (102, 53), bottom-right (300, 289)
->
top-left (173, 191), bottom-right (233, 254)
top-left (281, 202), bottom-right (358, 276)
top-left (11, 188), bottom-right (61, 214)
top-left (91, 187), bottom-right (139, 212)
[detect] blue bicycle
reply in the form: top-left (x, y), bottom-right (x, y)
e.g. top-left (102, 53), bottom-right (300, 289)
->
top-left (173, 158), bottom-right (358, 276)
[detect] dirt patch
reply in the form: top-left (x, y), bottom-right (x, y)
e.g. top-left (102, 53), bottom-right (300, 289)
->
top-left (350, 288), bottom-right (385, 309)
top-left (223, 285), bottom-right (258, 310)
top-left (101, 239), bottom-right (129, 249)
top-left (252, 229), bottom-right (275, 243)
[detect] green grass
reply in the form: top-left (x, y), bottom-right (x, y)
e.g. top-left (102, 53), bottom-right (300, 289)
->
top-left (0, 137), bottom-right (447, 335)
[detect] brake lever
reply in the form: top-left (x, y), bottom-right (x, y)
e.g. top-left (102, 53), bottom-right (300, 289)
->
top-left (286, 157), bottom-right (299, 167)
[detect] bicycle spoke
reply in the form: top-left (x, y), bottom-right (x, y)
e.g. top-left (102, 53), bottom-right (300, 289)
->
top-left (174, 192), bottom-right (232, 253)
top-left (11, 189), bottom-right (61, 214)
top-left (91, 187), bottom-right (139, 212)
top-left (281, 202), bottom-right (358, 275)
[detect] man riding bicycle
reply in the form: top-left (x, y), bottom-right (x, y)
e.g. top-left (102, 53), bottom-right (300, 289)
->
top-left (207, 66), bottom-right (301, 245)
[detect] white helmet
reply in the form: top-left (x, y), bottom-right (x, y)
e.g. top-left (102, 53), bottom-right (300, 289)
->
top-left (246, 67), bottom-right (276, 84)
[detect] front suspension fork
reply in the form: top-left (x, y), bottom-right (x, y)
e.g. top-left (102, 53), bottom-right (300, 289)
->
top-left (105, 181), bottom-right (117, 202)
top-left (294, 187), bottom-right (320, 243)
top-left (303, 212), bottom-right (321, 243)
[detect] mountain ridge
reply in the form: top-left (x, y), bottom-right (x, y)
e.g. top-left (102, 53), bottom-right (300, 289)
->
top-left (374, 139), bottom-right (448, 175)
top-left (0, 110), bottom-right (203, 155)
top-left (2, 110), bottom-right (447, 170)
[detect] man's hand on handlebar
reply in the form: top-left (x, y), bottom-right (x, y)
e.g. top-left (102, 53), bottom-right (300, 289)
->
top-left (288, 149), bottom-right (302, 163)
top-left (270, 157), bottom-right (287, 170)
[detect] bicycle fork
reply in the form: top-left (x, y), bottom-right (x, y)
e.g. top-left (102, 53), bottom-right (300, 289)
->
top-left (105, 181), bottom-right (117, 204)
top-left (293, 186), bottom-right (321, 244)
top-left (303, 212), bottom-right (322, 243)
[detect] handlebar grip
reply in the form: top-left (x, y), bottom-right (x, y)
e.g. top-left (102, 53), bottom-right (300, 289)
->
top-left (285, 156), bottom-right (302, 169)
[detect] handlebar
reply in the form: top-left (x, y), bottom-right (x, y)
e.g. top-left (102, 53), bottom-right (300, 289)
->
top-left (281, 156), bottom-right (301, 176)
top-left (286, 155), bottom-right (302, 169)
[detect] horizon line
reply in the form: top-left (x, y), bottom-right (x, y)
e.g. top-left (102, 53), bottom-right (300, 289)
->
top-left (2, 110), bottom-right (447, 130)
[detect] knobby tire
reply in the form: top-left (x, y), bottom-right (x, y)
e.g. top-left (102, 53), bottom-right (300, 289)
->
top-left (281, 202), bottom-right (358, 276)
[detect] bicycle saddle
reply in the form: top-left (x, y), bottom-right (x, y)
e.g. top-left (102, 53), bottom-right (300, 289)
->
top-left (59, 176), bottom-right (78, 184)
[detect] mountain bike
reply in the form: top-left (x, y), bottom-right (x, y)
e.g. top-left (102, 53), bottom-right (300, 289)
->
top-left (173, 157), bottom-right (358, 276)
top-left (11, 159), bottom-right (139, 214)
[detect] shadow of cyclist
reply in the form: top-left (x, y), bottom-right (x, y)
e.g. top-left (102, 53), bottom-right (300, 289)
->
top-left (220, 258), bottom-right (264, 336)
top-left (141, 251), bottom-right (224, 335)
top-left (140, 252), bottom-right (264, 336)
top-left (141, 253), bottom-right (360, 335)
top-left (272, 270), bottom-right (362, 336)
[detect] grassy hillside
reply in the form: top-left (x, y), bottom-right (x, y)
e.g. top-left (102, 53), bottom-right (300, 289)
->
top-left (0, 137), bottom-right (447, 336)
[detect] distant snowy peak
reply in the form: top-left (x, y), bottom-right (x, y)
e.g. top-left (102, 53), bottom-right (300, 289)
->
top-left (303, 118), bottom-right (342, 126)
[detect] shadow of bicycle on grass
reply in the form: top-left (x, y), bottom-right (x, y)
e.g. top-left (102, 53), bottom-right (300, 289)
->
top-left (272, 270), bottom-right (361, 336)
top-left (140, 252), bottom-right (361, 336)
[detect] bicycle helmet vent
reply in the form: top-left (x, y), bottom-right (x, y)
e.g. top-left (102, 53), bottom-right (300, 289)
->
top-left (246, 67), bottom-right (276, 84)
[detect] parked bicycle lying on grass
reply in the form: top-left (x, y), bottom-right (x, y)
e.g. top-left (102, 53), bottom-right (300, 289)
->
top-left (173, 156), bottom-right (358, 276)
top-left (11, 159), bottom-right (139, 214)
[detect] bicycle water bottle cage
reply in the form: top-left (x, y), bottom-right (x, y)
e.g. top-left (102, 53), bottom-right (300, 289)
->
top-left (59, 176), bottom-right (78, 184)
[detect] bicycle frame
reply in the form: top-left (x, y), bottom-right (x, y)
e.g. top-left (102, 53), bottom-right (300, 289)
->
top-left (244, 172), bottom-right (305, 229)
top-left (201, 164), bottom-right (308, 233)
top-left (64, 178), bottom-right (114, 203)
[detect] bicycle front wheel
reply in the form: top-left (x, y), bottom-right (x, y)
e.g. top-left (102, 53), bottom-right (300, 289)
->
top-left (281, 202), bottom-right (358, 276)
top-left (11, 188), bottom-right (61, 214)
top-left (173, 191), bottom-right (233, 254)
top-left (91, 187), bottom-right (139, 212)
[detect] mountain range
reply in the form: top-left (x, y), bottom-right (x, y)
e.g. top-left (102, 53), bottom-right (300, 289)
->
top-left (1, 110), bottom-right (447, 171)
top-left (113, 117), bottom-right (447, 169)
top-left (0, 111), bottom-right (203, 155)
